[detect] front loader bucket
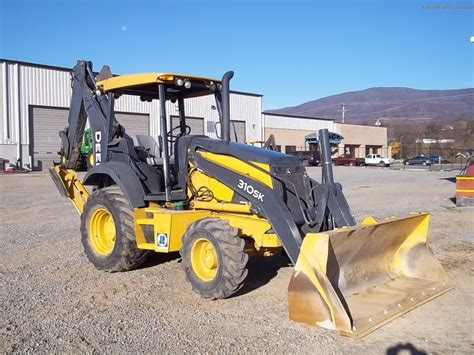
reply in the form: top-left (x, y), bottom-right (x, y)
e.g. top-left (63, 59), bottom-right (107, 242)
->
top-left (288, 213), bottom-right (452, 338)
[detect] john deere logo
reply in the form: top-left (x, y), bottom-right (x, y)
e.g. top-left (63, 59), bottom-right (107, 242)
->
top-left (157, 233), bottom-right (168, 248)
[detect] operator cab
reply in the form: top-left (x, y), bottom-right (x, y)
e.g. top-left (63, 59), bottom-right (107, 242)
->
top-left (95, 68), bottom-right (232, 202)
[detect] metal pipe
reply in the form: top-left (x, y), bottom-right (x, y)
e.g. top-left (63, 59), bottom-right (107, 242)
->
top-left (158, 84), bottom-right (171, 201)
top-left (220, 71), bottom-right (234, 141)
top-left (15, 63), bottom-right (22, 168)
top-left (319, 128), bottom-right (334, 184)
top-left (191, 201), bottom-right (252, 213)
top-left (178, 97), bottom-right (186, 136)
top-left (2, 62), bottom-right (9, 143)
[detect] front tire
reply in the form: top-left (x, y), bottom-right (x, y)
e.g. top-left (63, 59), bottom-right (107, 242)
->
top-left (180, 218), bottom-right (248, 299)
top-left (80, 185), bottom-right (149, 272)
top-left (378, 161), bottom-right (385, 167)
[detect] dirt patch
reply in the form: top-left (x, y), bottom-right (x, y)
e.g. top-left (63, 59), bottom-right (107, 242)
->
top-left (1, 170), bottom-right (473, 353)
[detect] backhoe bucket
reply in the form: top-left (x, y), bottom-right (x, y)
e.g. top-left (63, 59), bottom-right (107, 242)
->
top-left (288, 213), bottom-right (452, 338)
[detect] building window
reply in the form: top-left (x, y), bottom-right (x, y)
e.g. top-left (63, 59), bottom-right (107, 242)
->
top-left (275, 145), bottom-right (281, 152)
top-left (285, 145), bottom-right (296, 153)
top-left (309, 143), bottom-right (318, 151)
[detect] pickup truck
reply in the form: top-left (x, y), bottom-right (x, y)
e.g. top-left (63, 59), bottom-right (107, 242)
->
top-left (333, 154), bottom-right (365, 166)
top-left (365, 154), bottom-right (392, 167)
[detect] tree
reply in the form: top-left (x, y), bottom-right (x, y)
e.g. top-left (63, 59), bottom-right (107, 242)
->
top-left (390, 139), bottom-right (401, 158)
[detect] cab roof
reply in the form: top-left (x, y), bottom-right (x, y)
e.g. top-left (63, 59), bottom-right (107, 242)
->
top-left (96, 72), bottom-right (221, 100)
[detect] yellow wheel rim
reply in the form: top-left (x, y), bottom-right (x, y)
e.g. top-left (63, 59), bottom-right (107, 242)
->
top-left (191, 238), bottom-right (219, 282)
top-left (89, 207), bottom-right (116, 256)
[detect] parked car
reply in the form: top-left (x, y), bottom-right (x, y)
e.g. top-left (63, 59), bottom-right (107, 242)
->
top-left (404, 156), bottom-right (432, 166)
top-left (427, 155), bottom-right (449, 164)
top-left (365, 154), bottom-right (392, 167)
top-left (288, 150), bottom-right (320, 166)
top-left (333, 154), bottom-right (365, 166)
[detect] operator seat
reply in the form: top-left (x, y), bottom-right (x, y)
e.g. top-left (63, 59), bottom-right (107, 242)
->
top-left (136, 135), bottom-right (163, 166)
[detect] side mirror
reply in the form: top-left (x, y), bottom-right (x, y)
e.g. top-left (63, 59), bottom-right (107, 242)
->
top-left (214, 122), bottom-right (222, 139)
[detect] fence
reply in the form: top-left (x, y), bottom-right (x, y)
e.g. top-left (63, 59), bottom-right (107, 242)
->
top-left (396, 146), bottom-right (473, 169)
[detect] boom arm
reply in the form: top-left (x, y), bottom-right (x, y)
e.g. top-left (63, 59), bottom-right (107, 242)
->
top-left (60, 60), bottom-right (116, 169)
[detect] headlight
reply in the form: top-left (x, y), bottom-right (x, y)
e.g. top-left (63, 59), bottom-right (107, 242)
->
top-left (184, 80), bottom-right (192, 89)
top-left (175, 78), bottom-right (184, 86)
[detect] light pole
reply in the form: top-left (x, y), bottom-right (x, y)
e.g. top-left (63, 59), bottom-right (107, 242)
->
top-left (400, 136), bottom-right (403, 160)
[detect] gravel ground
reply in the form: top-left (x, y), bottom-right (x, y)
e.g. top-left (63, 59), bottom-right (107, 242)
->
top-left (0, 167), bottom-right (473, 353)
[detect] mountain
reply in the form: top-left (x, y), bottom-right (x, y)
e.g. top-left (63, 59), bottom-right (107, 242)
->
top-left (269, 87), bottom-right (474, 125)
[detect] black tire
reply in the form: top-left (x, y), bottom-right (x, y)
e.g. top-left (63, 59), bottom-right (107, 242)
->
top-left (180, 218), bottom-right (248, 299)
top-left (378, 161), bottom-right (385, 167)
top-left (302, 159), bottom-right (309, 167)
top-left (422, 161), bottom-right (427, 166)
top-left (349, 161), bottom-right (354, 167)
top-left (80, 185), bottom-right (149, 272)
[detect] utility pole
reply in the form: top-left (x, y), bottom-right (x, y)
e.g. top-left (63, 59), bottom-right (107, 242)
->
top-left (338, 103), bottom-right (348, 123)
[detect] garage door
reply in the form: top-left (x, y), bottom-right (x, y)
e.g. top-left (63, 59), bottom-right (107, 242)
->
top-left (32, 107), bottom-right (69, 170)
top-left (31, 107), bottom-right (150, 170)
top-left (115, 112), bottom-right (150, 138)
top-left (230, 120), bottom-right (246, 143)
top-left (170, 116), bottom-right (204, 135)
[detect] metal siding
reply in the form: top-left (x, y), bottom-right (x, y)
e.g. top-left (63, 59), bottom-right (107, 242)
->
top-left (31, 106), bottom-right (69, 168)
top-left (170, 116), bottom-right (204, 135)
top-left (179, 93), bottom-right (261, 141)
top-left (115, 112), bottom-right (150, 137)
top-left (0, 62), bottom-right (5, 144)
top-left (263, 113), bottom-right (333, 131)
top-left (230, 120), bottom-right (246, 143)
top-left (1, 60), bottom-right (263, 168)
top-left (7, 64), bottom-right (19, 145)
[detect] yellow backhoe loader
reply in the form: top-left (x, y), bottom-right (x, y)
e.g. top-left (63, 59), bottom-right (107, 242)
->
top-left (50, 60), bottom-right (452, 337)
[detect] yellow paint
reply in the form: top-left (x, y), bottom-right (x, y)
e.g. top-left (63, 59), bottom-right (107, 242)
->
top-left (216, 213), bottom-right (279, 248)
top-left (191, 238), bottom-right (219, 281)
top-left (292, 232), bottom-right (337, 321)
top-left (191, 200), bottom-right (252, 213)
top-left (96, 72), bottom-right (220, 93)
top-left (289, 213), bottom-right (452, 337)
top-left (134, 207), bottom-right (211, 252)
top-left (88, 207), bottom-right (116, 255)
top-left (456, 176), bottom-right (474, 180)
top-left (188, 166), bottom-right (235, 202)
top-left (51, 165), bottom-right (90, 213)
top-left (456, 189), bottom-right (474, 192)
top-left (197, 151), bottom-right (273, 188)
top-left (361, 216), bottom-right (378, 226)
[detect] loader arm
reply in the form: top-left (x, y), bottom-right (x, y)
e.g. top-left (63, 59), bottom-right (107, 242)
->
top-left (189, 129), bottom-right (356, 264)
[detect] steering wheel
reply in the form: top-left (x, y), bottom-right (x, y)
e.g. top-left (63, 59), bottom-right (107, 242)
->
top-left (167, 125), bottom-right (191, 143)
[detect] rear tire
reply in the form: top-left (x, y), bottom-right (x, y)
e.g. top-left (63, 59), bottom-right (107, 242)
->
top-left (81, 185), bottom-right (149, 272)
top-left (180, 218), bottom-right (248, 299)
top-left (349, 161), bottom-right (354, 166)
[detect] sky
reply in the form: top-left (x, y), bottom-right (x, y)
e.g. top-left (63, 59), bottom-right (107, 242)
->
top-left (0, 0), bottom-right (473, 110)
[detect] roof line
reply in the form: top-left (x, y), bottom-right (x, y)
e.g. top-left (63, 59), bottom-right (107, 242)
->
top-left (262, 111), bottom-right (334, 121)
top-left (0, 58), bottom-right (263, 97)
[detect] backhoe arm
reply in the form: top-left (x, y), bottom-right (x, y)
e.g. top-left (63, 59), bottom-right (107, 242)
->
top-left (60, 60), bottom-right (115, 169)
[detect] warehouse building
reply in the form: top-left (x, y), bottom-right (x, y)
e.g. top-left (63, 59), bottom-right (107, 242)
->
top-left (262, 112), bottom-right (390, 157)
top-left (0, 59), bottom-right (262, 170)
top-left (262, 112), bottom-right (334, 153)
top-left (333, 122), bottom-right (390, 158)
top-left (1, 59), bottom-right (390, 171)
